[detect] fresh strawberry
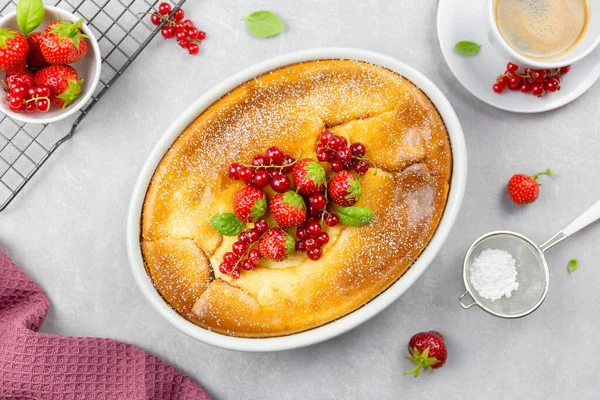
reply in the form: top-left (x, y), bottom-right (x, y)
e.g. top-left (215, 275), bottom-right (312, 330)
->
top-left (292, 158), bottom-right (326, 195)
top-left (328, 170), bottom-right (361, 206)
top-left (258, 228), bottom-right (295, 261)
top-left (232, 186), bottom-right (267, 222)
top-left (5, 69), bottom-right (34, 89)
top-left (404, 331), bottom-right (447, 377)
top-left (507, 168), bottom-right (557, 205)
top-left (26, 32), bottom-right (48, 69)
top-left (270, 190), bottom-right (307, 228)
top-left (40, 18), bottom-right (89, 65)
top-left (0, 28), bottom-right (29, 72)
top-left (34, 65), bottom-right (83, 108)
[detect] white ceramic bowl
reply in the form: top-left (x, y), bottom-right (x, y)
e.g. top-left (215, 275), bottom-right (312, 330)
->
top-left (126, 48), bottom-right (467, 352)
top-left (0, 6), bottom-right (101, 124)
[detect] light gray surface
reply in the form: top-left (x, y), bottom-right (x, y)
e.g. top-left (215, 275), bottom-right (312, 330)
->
top-left (1, 1), bottom-right (599, 399)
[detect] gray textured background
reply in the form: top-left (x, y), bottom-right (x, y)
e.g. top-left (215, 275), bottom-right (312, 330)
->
top-left (1, 1), bottom-right (599, 399)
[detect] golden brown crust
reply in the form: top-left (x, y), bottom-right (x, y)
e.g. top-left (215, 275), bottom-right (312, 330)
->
top-left (140, 60), bottom-right (452, 337)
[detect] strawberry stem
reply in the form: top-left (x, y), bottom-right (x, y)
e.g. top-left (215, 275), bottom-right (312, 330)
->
top-left (532, 168), bottom-right (558, 180)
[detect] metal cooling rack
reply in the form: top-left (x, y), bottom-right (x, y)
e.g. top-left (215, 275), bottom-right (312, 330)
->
top-left (0, 0), bottom-right (185, 211)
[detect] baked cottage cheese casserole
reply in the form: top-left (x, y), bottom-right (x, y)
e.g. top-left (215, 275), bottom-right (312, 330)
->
top-left (140, 59), bottom-right (452, 338)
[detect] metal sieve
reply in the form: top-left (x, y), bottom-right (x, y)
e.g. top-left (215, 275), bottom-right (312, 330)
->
top-left (459, 198), bottom-right (600, 318)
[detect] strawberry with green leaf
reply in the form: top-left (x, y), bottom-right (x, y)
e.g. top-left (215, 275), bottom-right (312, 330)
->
top-left (0, 28), bottom-right (29, 72)
top-left (404, 331), bottom-right (447, 377)
top-left (270, 190), bottom-right (307, 228)
top-left (232, 186), bottom-right (267, 223)
top-left (34, 65), bottom-right (83, 108)
top-left (40, 17), bottom-right (89, 65)
top-left (292, 158), bottom-right (326, 195)
top-left (328, 170), bottom-right (361, 206)
top-left (259, 228), bottom-right (295, 261)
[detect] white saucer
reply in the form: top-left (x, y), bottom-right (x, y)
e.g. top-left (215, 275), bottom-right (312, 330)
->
top-left (437, 0), bottom-right (600, 113)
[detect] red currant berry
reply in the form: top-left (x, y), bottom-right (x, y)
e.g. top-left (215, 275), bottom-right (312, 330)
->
top-left (228, 163), bottom-right (240, 179)
top-left (241, 259), bottom-right (254, 271)
top-left (266, 146), bottom-right (284, 165)
top-left (331, 160), bottom-right (344, 172)
top-left (27, 87), bottom-right (36, 97)
top-left (254, 218), bottom-right (268, 233)
top-left (197, 30), bottom-right (206, 40)
top-left (336, 147), bottom-right (352, 164)
top-left (219, 262), bottom-right (234, 274)
top-left (281, 155), bottom-right (295, 173)
top-left (230, 269), bottom-right (241, 279)
top-left (492, 83), bottom-right (504, 93)
top-left (252, 170), bottom-right (269, 188)
top-left (178, 39), bottom-right (189, 50)
top-left (161, 26), bottom-right (175, 39)
top-left (238, 166), bottom-right (254, 182)
top-left (11, 84), bottom-right (27, 97)
top-left (232, 241), bottom-right (248, 255)
top-left (270, 174), bottom-right (290, 193)
top-left (248, 249), bottom-right (261, 264)
top-left (176, 30), bottom-right (187, 41)
top-left (325, 213), bottom-right (339, 227)
top-left (151, 12), bottom-right (162, 25)
top-left (186, 27), bottom-right (199, 39)
top-left (224, 252), bottom-right (238, 263)
top-left (506, 62), bottom-right (519, 73)
top-left (183, 19), bottom-right (195, 29)
top-left (173, 8), bottom-right (185, 21)
top-left (305, 237), bottom-right (319, 251)
top-left (158, 2), bottom-right (172, 15)
top-left (319, 131), bottom-right (334, 145)
top-left (8, 95), bottom-right (23, 112)
top-left (246, 228), bottom-right (260, 243)
top-left (308, 205), bottom-right (322, 218)
top-left (559, 65), bottom-right (570, 74)
top-left (295, 239), bottom-right (306, 252)
top-left (508, 75), bottom-right (521, 90)
top-left (25, 101), bottom-right (37, 113)
top-left (296, 227), bottom-right (309, 240)
top-left (531, 83), bottom-right (545, 97)
top-left (328, 135), bottom-right (345, 150)
top-left (317, 232), bottom-right (329, 246)
top-left (497, 76), bottom-right (509, 87)
top-left (306, 219), bottom-right (322, 236)
top-left (354, 160), bottom-right (369, 175)
top-left (188, 43), bottom-right (199, 55)
top-left (544, 80), bottom-right (558, 92)
top-left (309, 193), bottom-right (326, 210)
top-left (530, 69), bottom-right (546, 83)
top-left (173, 22), bottom-right (185, 32)
top-left (239, 231), bottom-right (250, 244)
top-left (307, 248), bottom-right (322, 260)
top-left (251, 154), bottom-right (268, 168)
top-left (519, 81), bottom-right (532, 93)
top-left (349, 142), bottom-right (366, 157)
top-left (35, 85), bottom-right (50, 98)
top-left (316, 150), bottom-right (329, 162)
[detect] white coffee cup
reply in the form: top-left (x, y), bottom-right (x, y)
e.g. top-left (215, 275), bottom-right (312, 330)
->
top-left (487, 0), bottom-right (600, 68)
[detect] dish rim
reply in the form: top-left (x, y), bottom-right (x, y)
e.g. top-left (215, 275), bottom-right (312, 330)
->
top-left (126, 48), bottom-right (468, 352)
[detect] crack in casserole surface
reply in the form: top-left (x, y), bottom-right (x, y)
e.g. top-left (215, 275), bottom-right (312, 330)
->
top-left (141, 60), bottom-right (452, 337)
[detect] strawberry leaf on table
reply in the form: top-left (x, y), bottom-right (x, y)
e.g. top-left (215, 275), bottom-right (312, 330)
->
top-left (16, 0), bottom-right (44, 36)
top-left (336, 206), bottom-right (374, 226)
top-left (210, 213), bottom-right (243, 236)
top-left (243, 11), bottom-right (285, 38)
top-left (568, 259), bottom-right (579, 273)
top-left (454, 40), bottom-right (481, 55)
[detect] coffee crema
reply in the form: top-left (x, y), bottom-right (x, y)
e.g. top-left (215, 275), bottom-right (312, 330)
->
top-left (495, 0), bottom-right (588, 59)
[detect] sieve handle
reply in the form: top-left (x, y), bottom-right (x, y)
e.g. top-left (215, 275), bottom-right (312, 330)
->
top-left (563, 198), bottom-right (600, 237)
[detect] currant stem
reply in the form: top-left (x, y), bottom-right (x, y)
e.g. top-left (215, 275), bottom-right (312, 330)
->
top-left (241, 149), bottom-right (304, 170)
top-left (228, 227), bottom-right (269, 275)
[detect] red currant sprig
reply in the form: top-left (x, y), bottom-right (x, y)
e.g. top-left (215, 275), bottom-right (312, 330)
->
top-left (316, 131), bottom-right (376, 175)
top-left (219, 218), bottom-right (269, 279)
top-left (295, 218), bottom-right (329, 260)
top-left (492, 62), bottom-right (570, 97)
top-left (5, 83), bottom-right (52, 113)
top-left (143, 2), bottom-right (207, 55)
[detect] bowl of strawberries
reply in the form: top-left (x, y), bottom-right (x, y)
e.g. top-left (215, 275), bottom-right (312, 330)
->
top-left (0, 0), bottom-right (101, 124)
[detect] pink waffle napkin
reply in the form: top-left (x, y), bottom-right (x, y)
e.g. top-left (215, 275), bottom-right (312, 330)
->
top-left (0, 248), bottom-right (211, 399)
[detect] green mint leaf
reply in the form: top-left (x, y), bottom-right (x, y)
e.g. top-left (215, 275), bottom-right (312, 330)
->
top-left (210, 213), bottom-right (244, 236)
top-left (243, 11), bottom-right (285, 38)
top-left (249, 194), bottom-right (267, 221)
top-left (454, 40), bottom-right (481, 56)
top-left (16, 0), bottom-right (44, 36)
top-left (567, 259), bottom-right (579, 273)
top-left (336, 206), bottom-right (374, 226)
